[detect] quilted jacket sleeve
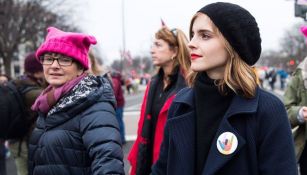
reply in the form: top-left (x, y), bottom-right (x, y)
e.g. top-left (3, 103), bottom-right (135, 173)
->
top-left (80, 101), bottom-right (124, 175)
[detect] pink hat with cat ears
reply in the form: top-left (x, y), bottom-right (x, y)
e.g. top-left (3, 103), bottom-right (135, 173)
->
top-left (36, 27), bottom-right (97, 70)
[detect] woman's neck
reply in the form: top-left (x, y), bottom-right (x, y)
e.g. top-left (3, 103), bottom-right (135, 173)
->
top-left (162, 64), bottom-right (173, 77)
top-left (161, 64), bottom-right (173, 89)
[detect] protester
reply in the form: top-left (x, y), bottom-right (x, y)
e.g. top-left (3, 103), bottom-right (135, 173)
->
top-left (284, 25), bottom-right (307, 175)
top-left (7, 53), bottom-right (45, 175)
top-left (266, 67), bottom-right (277, 91)
top-left (152, 2), bottom-right (297, 175)
top-left (257, 67), bottom-right (266, 88)
top-left (128, 25), bottom-right (191, 175)
top-left (125, 76), bottom-right (133, 95)
top-left (277, 68), bottom-right (288, 90)
top-left (28, 27), bottom-right (124, 175)
top-left (0, 74), bottom-right (9, 175)
top-left (0, 74), bottom-right (9, 84)
top-left (111, 71), bottom-right (126, 144)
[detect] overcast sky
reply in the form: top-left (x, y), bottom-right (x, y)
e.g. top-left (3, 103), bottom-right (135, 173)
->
top-left (76, 0), bottom-right (303, 65)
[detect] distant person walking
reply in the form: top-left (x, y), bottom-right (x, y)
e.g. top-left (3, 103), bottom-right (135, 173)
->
top-left (277, 68), bottom-right (288, 90)
top-left (29, 27), bottom-right (124, 175)
top-left (266, 67), bottom-right (277, 91)
top-left (284, 25), bottom-right (307, 175)
top-left (152, 2), bottom-right (297, 175)
top-left (125, 77), bottom-right (133, 95)
top-left (111, 71), bottom-right (126, 144)
top-left (0, 74), bottom-right (9, 175)
top-left (128, 25), bottom-right (190, 175)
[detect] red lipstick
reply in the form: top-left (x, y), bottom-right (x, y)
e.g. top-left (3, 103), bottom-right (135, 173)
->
top-left (191, 54), bottom-right (202, 60)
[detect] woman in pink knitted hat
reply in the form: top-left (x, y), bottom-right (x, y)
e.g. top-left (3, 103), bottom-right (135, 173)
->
top-left (28, 27), bottom-right (124, 175)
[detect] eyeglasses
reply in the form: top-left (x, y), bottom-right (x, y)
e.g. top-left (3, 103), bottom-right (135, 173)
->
top-left (40, 53), bottom-right (73, 66)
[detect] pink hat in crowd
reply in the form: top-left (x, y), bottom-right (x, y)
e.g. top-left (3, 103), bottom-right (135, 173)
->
top-left (36, 27), bottom-right (97, 70)
top-left (301, 26), bottom-right (307, 38)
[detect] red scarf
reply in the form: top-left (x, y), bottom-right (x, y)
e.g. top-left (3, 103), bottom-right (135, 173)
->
top-left (32, 74), bottom-right (86, 113)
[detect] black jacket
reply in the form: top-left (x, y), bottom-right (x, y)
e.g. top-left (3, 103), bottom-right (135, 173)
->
top-left (29, 76), bottom-right (124, 175)
top-left (152, 87), bottom-right (297, 175)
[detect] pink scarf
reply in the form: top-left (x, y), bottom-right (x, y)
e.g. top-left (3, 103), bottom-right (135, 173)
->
top-left (32, 73), bottom-right (87, 113)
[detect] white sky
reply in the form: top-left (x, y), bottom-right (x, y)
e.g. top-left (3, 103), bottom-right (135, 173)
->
top-left (76, 0), bottom-right (302, 65)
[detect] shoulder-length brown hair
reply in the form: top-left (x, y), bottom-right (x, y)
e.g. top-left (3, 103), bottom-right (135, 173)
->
top-left (187, 13), bottom-right (258, 98)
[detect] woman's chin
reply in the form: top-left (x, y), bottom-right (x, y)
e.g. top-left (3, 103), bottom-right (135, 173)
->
top-left (48, 80), bottom-right (64, 88)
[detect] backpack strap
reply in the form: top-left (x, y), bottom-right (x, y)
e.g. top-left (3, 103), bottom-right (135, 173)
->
top-left (20, 85), bottom-right (40, 96)
top-left (6, 82), bottom-right (26, 112)
top-left (9, 82), bottom-right (40, 155)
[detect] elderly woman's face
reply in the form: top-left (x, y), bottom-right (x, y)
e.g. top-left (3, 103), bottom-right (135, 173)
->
top-left (41, 53), bottom-right (83, 88)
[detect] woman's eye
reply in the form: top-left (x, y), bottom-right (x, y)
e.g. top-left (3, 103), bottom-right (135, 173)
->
top-left (46, 57), bottom-right (53, 61)
top-left (62, 58), bottom-right (71, 62)
top-left (201, 33), bottom-right (210, 40)
top-left (190, 32), bottom-right (194, 38)
top-left (155, 43), bottom-right (161, 47)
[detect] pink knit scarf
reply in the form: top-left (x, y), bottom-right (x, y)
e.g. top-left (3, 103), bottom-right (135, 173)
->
top-left (31, 74), bottom-right (86, 114)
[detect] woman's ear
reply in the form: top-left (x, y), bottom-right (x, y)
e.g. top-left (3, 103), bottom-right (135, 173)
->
top-left (172, 47), bottom-right (178, 59)
top-left (79, 69), bottom-right (85, 76)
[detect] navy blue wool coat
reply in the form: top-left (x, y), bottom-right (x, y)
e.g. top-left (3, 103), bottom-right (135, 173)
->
top-left (29, 76), bottom-right (124, 175)
top-left (152, 87), bottom-right (297, 175)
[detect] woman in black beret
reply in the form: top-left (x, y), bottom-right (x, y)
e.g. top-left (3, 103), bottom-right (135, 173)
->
top-left (152, 2), bottom-right (297, 175)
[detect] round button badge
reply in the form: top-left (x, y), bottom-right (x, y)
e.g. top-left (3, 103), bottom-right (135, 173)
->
top-left (216, 132), bottom-right (238, 155)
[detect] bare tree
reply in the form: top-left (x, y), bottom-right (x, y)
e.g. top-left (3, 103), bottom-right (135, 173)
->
top-left (279, 22), bottom-right (307, 64)
top-left (111, 55), bottom-right (154, 75)
top-left (111, 60), bottom-right (122, 72)
top-left (0, 0), bottom-right (80, 77)
top-left (258, 22), bottom-right (307, 73)
top-left (258, 50), bottom-right (287, 67)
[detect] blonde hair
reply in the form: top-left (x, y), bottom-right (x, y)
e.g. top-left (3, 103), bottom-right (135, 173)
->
top-left (155, 27), bottom-right (190, 76)
top-left (187, 13), bottom-right (258, 98)
top-left (88, 50), bottom-right (103, 76)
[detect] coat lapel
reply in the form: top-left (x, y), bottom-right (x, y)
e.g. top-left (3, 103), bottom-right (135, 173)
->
top-left (202, 119), bottom-right (246, 175)
top-left (159, 72), bottom-right (186, 115)
top-left (167, 88), bottom-right (196, 173)
top-left (202, 89), bottom-right (259, 175)
top-left (145, 76), bottom-right (159, 115)
top-left (167, 88), bottom-right (260, 175)
top-left (169, 111), bottom-right (196, 173)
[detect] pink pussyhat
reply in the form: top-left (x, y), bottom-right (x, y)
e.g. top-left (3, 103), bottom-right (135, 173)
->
top-left (36, 27), bottom-right (97, 70)
top-left (301, 26), bottom-right (307, 38)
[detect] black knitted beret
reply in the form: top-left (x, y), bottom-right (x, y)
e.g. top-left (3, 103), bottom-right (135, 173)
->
top-left (197, 2), bottom-right (262, 65)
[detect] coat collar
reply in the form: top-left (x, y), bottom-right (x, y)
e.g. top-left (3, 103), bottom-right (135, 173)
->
top-left (145, 68), bottom-right (186, 115)
top-left (42, 76), bottom-right (115, 130)
top-left (169, 87), bottom-right (260, 174)
top-left (173, 87), bottom-right (260, 118)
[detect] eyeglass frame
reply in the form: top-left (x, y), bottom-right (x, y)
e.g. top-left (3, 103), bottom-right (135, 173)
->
top-left (39, 53), bottom-right (74, 66)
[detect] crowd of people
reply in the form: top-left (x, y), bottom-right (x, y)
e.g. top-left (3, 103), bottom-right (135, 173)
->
top-left (1, 2), bottom-right (307, 175)
top-left (253, 66), bottom-right (290, 91)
